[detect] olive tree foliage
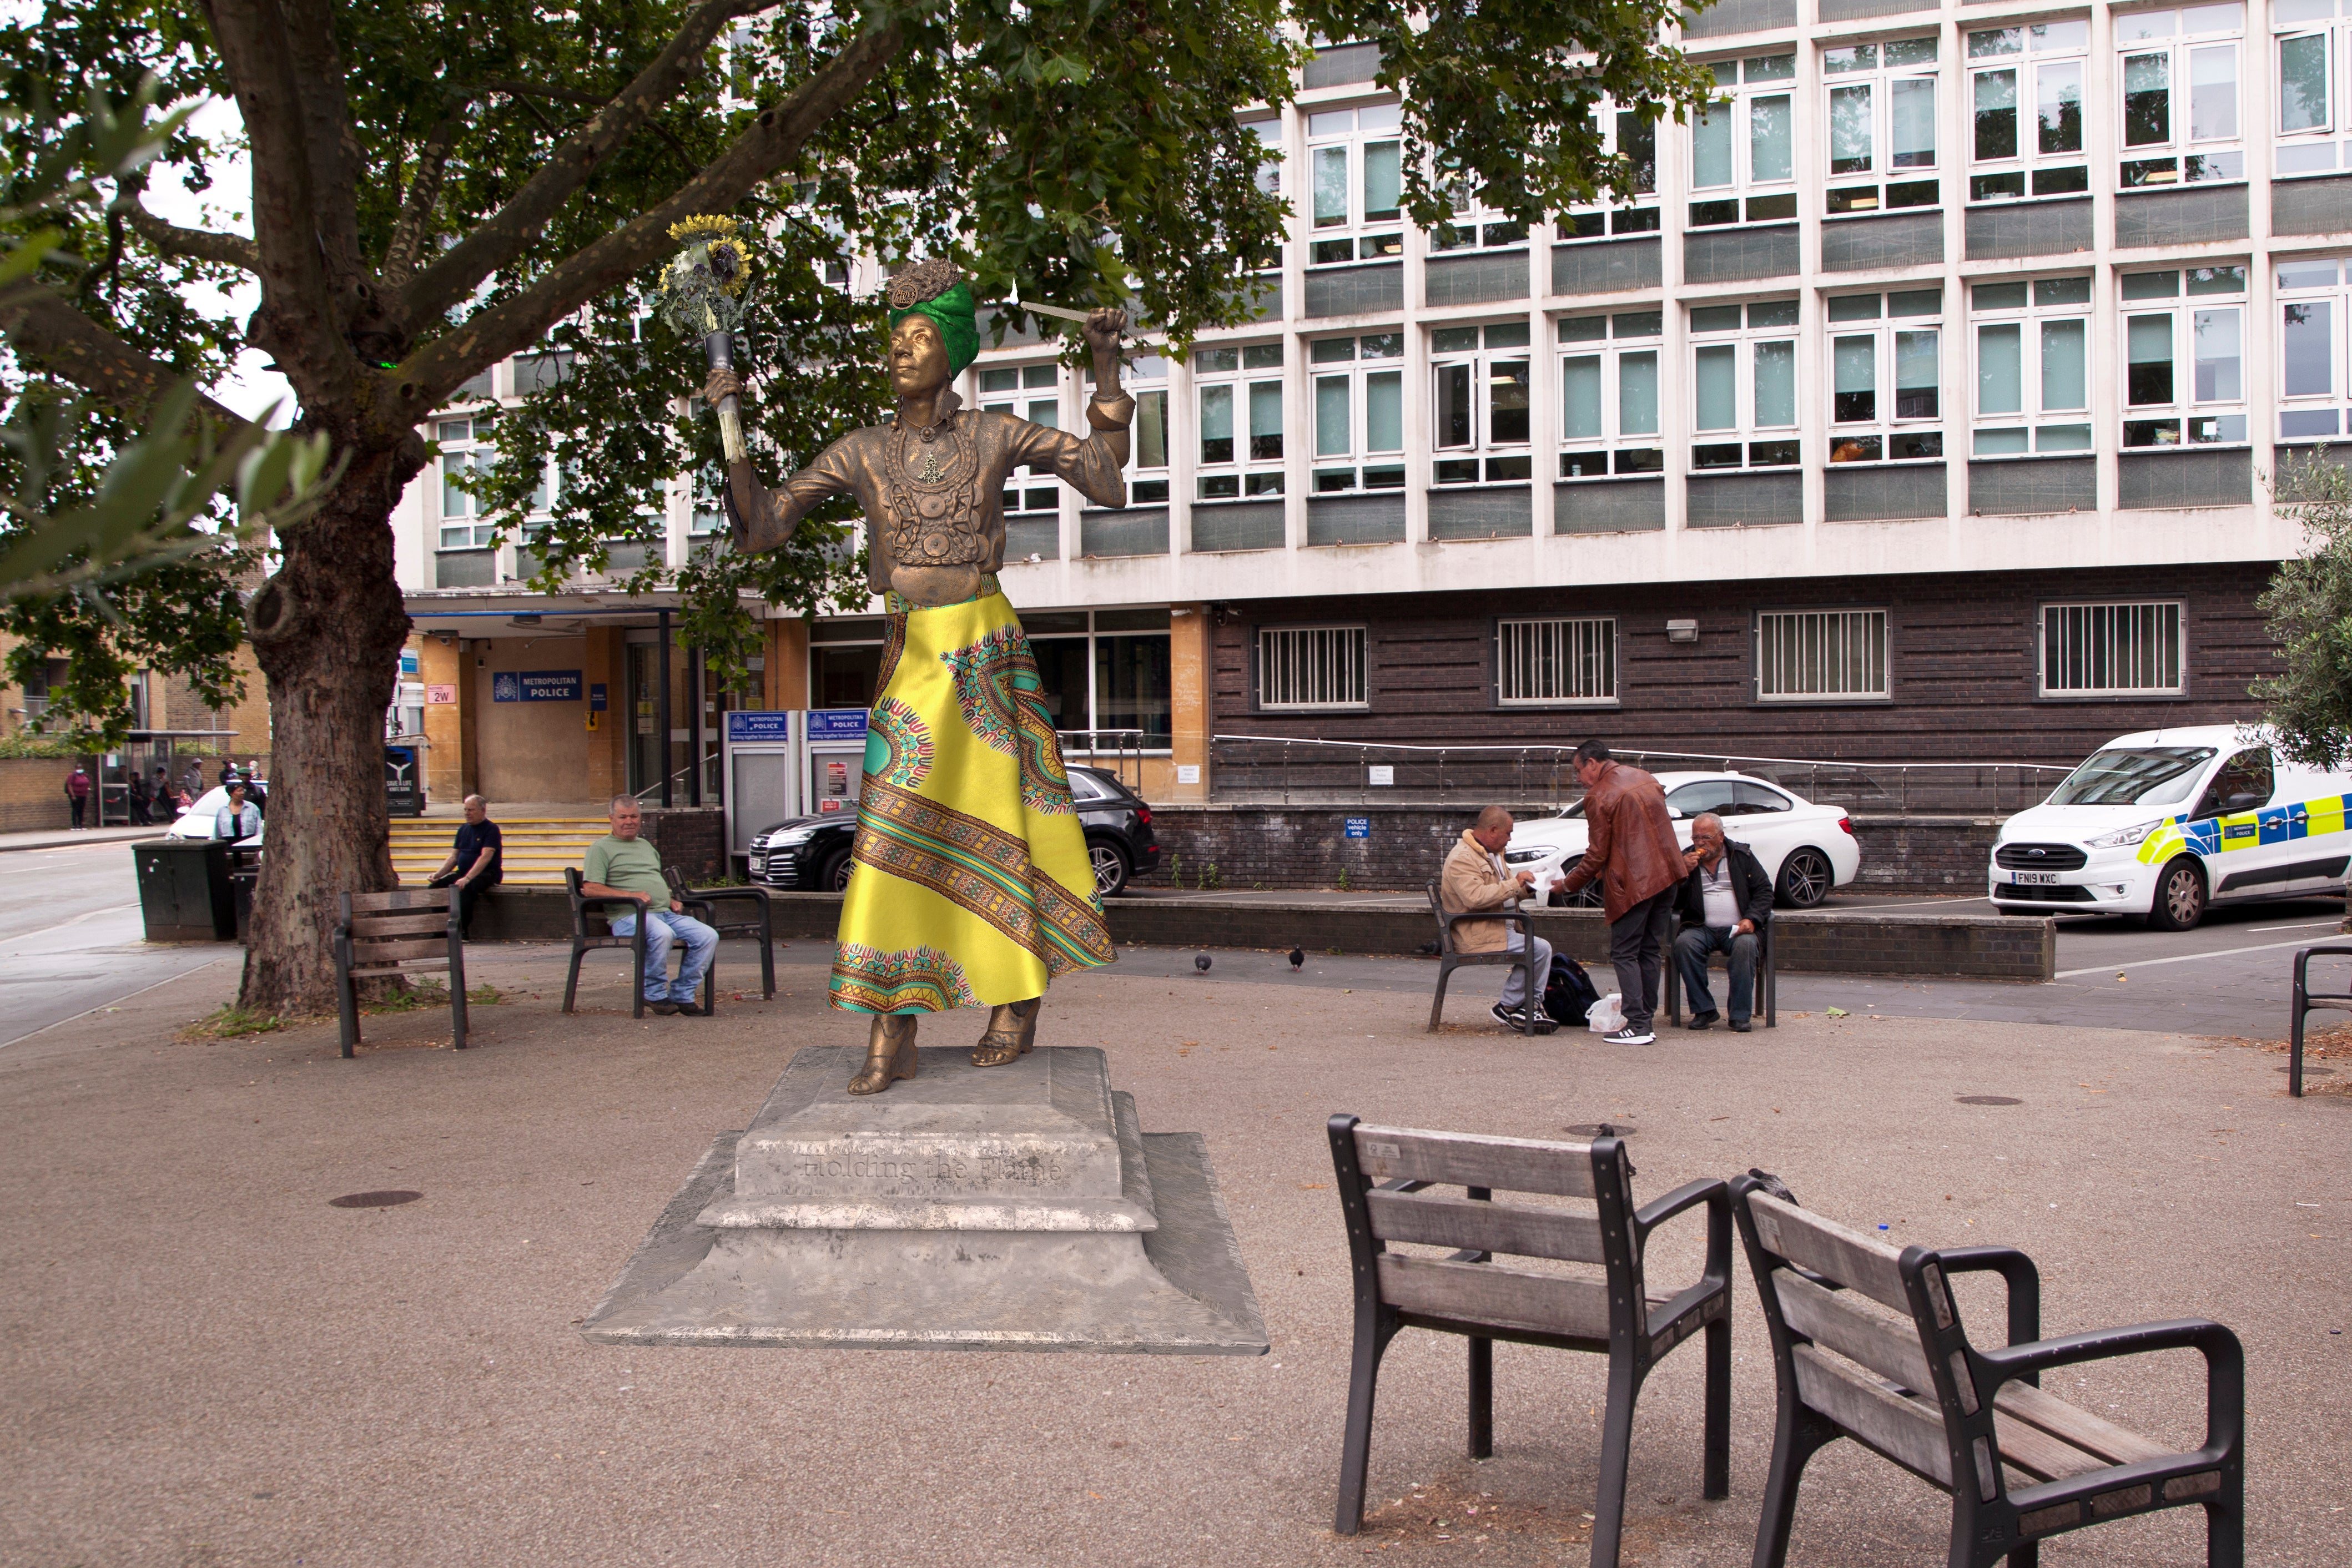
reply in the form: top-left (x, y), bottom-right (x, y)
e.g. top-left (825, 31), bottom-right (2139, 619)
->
top-left (2257, 451), bottom-right (2352, 770)
top-left (0, 0), bottom-right (1709, 1011)
top-left (1, 64), bottom-right (331, 742)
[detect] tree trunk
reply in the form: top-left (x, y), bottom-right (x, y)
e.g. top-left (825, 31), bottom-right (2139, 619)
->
top-left (238, 440), bottom-right (420, 1015)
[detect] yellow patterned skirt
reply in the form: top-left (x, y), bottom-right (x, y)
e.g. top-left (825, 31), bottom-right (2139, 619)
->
top-left (829, 580), bottom-right (1116, 1014)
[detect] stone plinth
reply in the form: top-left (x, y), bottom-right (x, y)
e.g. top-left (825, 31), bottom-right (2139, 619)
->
top-left (581, 1047), bottom-right (1267, 1354)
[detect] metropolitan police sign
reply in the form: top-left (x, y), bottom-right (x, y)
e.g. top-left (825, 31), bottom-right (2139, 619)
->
top-left (492, 669), bottom-right (583, 703)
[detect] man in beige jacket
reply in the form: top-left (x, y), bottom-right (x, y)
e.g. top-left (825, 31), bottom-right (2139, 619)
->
top-left (1441, 805), bottom-right (1554, 1031)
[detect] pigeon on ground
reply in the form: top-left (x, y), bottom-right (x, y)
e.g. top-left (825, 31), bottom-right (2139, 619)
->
top-left (1288, 946), bottom-right (1305, 972)
top-left (1195, 954), bottom-right (1212, 974)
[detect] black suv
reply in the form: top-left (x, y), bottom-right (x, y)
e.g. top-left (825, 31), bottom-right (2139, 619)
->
top-left (747, 764), bottom-right (1160, 898)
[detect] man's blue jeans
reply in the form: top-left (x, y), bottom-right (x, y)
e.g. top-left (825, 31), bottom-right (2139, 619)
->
top-left (1674, 924), bottom-right (1757, 1025)
top-left (610, 907), bottom-right (719, 1002)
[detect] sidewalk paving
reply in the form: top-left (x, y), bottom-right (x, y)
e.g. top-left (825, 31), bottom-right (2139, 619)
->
top-left (2, 939), bottom-right (2345, 1567)
top-left (0, 823), bottom-right (164, 853)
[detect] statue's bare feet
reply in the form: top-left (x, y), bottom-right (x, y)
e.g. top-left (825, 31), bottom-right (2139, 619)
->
top-left (849, 1014), bottom-right (918, 1094)
top-left (971, 998), bottom-right (1040, 1066)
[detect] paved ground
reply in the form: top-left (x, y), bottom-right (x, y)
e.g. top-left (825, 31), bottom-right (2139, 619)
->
top-left (0, 823), bottom-right (164, 853)
top-left (0, 835), bottom-right (234, 1050)
top-left (2, 939), bottom-right (2345, 1567)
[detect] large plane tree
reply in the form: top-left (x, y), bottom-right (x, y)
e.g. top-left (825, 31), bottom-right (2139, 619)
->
top-left (2, 0), bottom-right (1706, 1014)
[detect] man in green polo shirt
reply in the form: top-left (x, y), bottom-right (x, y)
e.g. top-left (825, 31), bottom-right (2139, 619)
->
top-left (581, 794), bottom-right (718, 1016)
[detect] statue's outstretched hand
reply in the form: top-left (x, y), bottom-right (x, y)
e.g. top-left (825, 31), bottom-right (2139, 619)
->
top-left (1081, 307), bottom-right (1127, 357)
top-left (703, 368), bottom-right (743, 406)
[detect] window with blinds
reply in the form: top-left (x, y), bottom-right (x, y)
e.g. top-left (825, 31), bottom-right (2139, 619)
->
top-left (1259, 626), bottom-right (1369, 709)
top-left (1756, 609), bottom-right (1890, 699)
top-left (1497, 618), bottom-right (1617, 705)
top-left (2042, 602), bottom-right (2185, 694)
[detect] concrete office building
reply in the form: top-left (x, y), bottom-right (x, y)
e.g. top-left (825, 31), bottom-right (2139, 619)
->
top-left (396, 10), bottom-right (2326, 806)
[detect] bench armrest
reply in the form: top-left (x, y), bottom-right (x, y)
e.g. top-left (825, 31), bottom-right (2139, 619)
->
top-left (1636, 1177), bottom-right (1733, 1302)
top-left (687, 884), bottom-right (773, 913)
top-left (1636, 1176), bottom-right (1726, 1234)
top-left (1977, 1318), bottom-right (2243, 1453)
top-left (1935, 1244), bottom-right (2041, 1352)
top-left (2296, 944), bottom-right (2352, 992)
top-left (1440, 906), bottom-right (1530, 936)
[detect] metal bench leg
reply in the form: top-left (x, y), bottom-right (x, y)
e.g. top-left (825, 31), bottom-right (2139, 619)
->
top-left (335, 937), bottom-right (359, 1058)
top-left (631, 928), bottom-right (646, 1020)
top-left (1752, 1404), bottom-right (1839, 1568)
top-left (1765, 947), bottom-right (1777, 1028)
top-left (2003, 1541), bottom-right (2039, 1567)
top-left (563, 942), bottom-right (585, 1014)
top-left (759, 911), bottom-right (776, 998)
top-left (1467, 1336), bottom-right (1494, 1458)
top-left (449, 937), bottom-right (469, 1052)
top-left (1589, 1357), bottom-right (1641, 1568)
top-left (1704, 1313), bottom-right (1730, 1500)
top-left (1333, 1313), bottom-right (1390, 1534)
top-left (2204, 1469), bottom-right (2245, 1568)
top-left (1429, 961), bottom-right (1453, 1032)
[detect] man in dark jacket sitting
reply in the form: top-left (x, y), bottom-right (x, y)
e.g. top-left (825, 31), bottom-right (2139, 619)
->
top-left (1673, 811), bottom-right (1772, 1032)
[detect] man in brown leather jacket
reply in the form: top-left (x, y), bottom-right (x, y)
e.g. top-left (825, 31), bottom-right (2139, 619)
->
top-left (1557, 740), bottom-right (1685, 1045)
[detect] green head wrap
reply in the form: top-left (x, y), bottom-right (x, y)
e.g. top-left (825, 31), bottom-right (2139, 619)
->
top-left (888, 279), bottom-right (980, 378)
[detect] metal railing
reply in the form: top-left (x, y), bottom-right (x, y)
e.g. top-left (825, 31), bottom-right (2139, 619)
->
top-left (634, 753), bottom-right (723, 806)
top-left (1205, 734), bottom-right (2072, 816)
top-left (1057, 729), bottom-right (1154, 791)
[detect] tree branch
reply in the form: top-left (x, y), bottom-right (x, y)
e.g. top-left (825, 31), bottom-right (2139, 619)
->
top-left (389, 21), bottom-right (905, 421)
top-left (381, 107), bottom-right (471, 288)
top-left (123, 198), bottom-right (261, 271)
top-left (401, 0), bottom-right (768, 325)
top-left (2, 285), bottom-right (251, 432)
top-left (279, 0), bottom-right (368, 294)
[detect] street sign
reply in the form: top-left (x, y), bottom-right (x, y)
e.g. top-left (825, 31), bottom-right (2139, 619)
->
top-left (1344, 816), bottom-right (1370, 839)
top-left (425, 684), bottom-right (457, 705)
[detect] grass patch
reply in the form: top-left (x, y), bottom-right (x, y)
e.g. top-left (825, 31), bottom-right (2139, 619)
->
top-left (366, 980), bottom-right (503, 1013)
top-left (179, 1004), bottom-right (291, 1040)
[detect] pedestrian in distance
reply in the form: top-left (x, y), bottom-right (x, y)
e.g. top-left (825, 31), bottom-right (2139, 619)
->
top-left (1556, 740), bottom-right (1685, 1046)
top-left (1441, 803), bottom-right (1557, 1034)
top-left (214, 782), bottom-right (261, 845)
top-left (427, 795), bottom-right (503, 939)
top-left (63, 764), bottom-right (91, 829)
top-left (1672, 812), bottom-right (1772, 1033)
top-left (126, 768), bottom-right (151, 826)
top-left (580, 794), bottom-right (718, 1016)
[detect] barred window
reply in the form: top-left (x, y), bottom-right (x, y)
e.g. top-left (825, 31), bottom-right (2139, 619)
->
top-left (1497, 618), bottom-right (1617, 705)
top-left (2042, 602), bottom-right (2185, 694)
top-left (1259, 626), bottom-right (1368, 709)
top-left (1756, 609), bottom-right (1890, 699)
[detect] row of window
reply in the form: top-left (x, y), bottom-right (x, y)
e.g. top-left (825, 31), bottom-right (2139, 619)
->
top-left (809, 609), bottom-right (1174, 746)
top-left (1258, 601), bottom-right (2190, 709)
top-left (960, 259), bottom-right (2352, 501)
top-left (1288, 4), bottom-right (2352, 261)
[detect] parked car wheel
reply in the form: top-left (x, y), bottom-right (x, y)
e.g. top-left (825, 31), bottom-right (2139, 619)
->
top-left (822, 847), bottom-right (855, 893)
top-left (2145, 856), bottom-right (2207, 931)
top-left (1775, 846), bottom-right (1835, 909)
top-left (1089, 838), bottom-right (1131, 898)
top-left (1548, 880), bottom-right (1603, 909)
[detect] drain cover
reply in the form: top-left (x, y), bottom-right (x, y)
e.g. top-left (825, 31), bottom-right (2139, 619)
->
top-left (1956, 1095), bottom-right (2023, 1106)
top-left (329, 1190), bottom-right (422, 1208)
top-left (1565, 1122), bottom-right (1636, 1137)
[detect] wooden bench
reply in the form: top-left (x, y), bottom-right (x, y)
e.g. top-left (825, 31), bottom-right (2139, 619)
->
top-left (2289, 944), bottom-right (2352, 1097)
top-left (666, 865), bottom-right (776, 1001)
top-left (1328, 1116), bottom-right (1730, 1567)
top-left (1665, 917), bottom-right (1778, 1029)
top-left (1424, 881), bottom-right (1540, 1033)
top-left (1730, 1176), bottom-right (2244, 1567)
top-left (333, 889), bottom-right (468, 1057)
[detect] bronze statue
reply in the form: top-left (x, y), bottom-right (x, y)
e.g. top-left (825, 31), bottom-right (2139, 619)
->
top-left (707, 260), bottom-right (1129, 1095)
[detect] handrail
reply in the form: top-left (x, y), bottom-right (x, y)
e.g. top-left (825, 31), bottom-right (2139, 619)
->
top-left (1208, 734), bottom-right (2071, 772)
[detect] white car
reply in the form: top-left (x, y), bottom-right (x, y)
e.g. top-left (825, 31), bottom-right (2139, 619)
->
top-left (1504, 772), bottom-right (1859, 909)
top-left (1989, 723), bottom-right (2352, 929)
top-left (163, 784), bottom-right (267, 845)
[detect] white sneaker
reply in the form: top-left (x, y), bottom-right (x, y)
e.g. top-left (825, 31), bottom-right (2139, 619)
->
top-left (1603, 1025), bottom-right (1655, 1046)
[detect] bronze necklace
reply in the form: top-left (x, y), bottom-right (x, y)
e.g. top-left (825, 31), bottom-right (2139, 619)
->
top-left (885, 411), bottom-right (981, 567)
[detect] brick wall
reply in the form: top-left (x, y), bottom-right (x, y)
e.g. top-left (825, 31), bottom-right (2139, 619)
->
top-left (0, 757), bottom-right (78, 832)
top-left (1208, 562), bottom-right (2274, 770)
top-left (640, 805), bottom-right (724, 880)
top-left (1139, 804), bottom-right (2000, 896)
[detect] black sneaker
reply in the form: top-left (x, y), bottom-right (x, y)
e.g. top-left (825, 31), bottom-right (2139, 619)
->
top-left (1729, 1019), bottom-right (1752, 1033)
top-left (1490, 1001), bottom-right (1519, 1028)
top-left (1602, 1025), bottom-right (1655, 1046)
top-left (669, 1000), bottom-right (706, 1017)
top-left (1686, 1010), bottom-right (1720, 1031)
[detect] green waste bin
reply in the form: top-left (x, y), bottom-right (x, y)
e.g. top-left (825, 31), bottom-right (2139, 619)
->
top-left (135, 839), bottom-right (236, 941)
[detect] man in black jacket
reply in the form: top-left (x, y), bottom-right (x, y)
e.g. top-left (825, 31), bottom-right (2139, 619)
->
top-left (1673, 811), bottom-right (1772, 1032)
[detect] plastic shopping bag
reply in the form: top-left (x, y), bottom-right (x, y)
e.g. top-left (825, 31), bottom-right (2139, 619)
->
top-left (1587, 992), bottom-right (1625, 1034)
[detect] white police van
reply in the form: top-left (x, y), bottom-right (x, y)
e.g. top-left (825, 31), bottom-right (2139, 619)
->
top-left (1988, 724), bottom-right (2352, 930)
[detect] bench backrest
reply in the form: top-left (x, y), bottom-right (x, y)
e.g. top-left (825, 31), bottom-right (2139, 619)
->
top-left (336, 889), bottom-right (457, 975)
top-left (1740, 1188), bottom-right (1978, 1493)
top-left (1426, 882), bottom-right (1451, 949)
top-left (1335, 1119), bottom-right (1641, 1344)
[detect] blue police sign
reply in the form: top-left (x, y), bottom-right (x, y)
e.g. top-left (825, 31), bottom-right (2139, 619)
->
top-left (1344, 816), bottom-right (1371, 839)
top-left (492, 669), bottom-right (582, 702)
top-left (807, 708), bottom-right (869, 740)
top-left (725, 710), bottom-right (793, 743)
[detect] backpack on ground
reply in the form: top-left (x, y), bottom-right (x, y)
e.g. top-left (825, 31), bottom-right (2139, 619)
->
top-left (1544, 960), bottom-right (1603, 1026)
